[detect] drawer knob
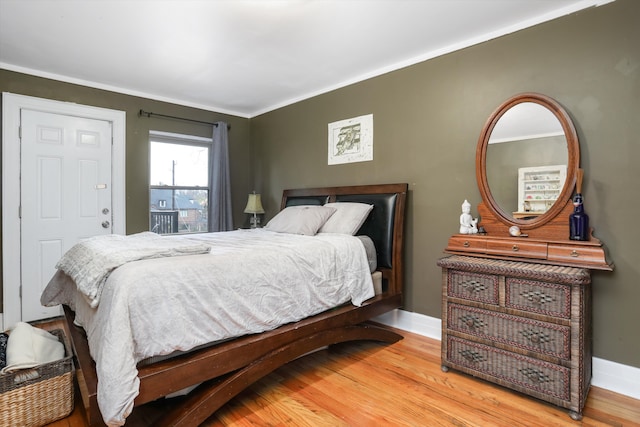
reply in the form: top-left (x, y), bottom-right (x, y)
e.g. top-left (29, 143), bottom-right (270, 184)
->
top-left (463, 241), bottom-right (470, 248)
top-left (519, 367), bottom-right (551, 384)
top-left (512, 245), bottom-right (519, 252)
top-left (460, 314), bottom-right (485, 330)
top-left (521, 329), bottom-right (552, 345)
top-left (521, 290), bottom-right (554, 306)
top-left (459, 349), bottom-right (485, 363)
top-left (571, 250), bottom-right (579, 257)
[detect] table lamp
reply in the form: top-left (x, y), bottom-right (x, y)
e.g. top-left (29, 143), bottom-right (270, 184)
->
top-left (244, 191), bottom-right (265, 228)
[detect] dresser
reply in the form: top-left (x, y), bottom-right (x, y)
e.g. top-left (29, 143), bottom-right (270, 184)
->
top-left (446, 92), bottom-right (613, 420)
top-left (438, 255), bottom-right (592, 420)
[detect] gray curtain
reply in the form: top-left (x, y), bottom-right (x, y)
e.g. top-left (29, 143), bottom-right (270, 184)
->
top-left (209, 122), bottom-right (233, 231)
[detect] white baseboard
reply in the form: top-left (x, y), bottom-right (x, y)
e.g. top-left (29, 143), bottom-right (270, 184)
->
top-left (373, 309), bottom-right (640, 401)
top-left (591, 357), bottom-right (640, 400)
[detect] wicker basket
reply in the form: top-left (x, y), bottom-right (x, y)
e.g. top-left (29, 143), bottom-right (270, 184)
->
top-left (0, 329), bottom-right (74, 427)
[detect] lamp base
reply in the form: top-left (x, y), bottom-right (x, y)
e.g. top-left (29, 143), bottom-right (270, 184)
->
top-left (249, 214), bottom-right (261, 229)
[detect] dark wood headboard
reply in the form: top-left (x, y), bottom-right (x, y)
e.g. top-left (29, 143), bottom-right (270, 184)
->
top-left (281, 183), bottom-right (408, 296)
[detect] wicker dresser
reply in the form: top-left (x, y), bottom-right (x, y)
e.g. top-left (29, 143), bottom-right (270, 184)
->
top-left (437, 255), bottom-right (592, 420)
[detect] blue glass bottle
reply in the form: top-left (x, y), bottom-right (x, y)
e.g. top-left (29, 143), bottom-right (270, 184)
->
top-left (569, 193), bottom-right (589, 241)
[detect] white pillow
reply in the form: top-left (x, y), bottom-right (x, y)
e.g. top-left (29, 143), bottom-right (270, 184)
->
top-left (318, 202), bottom-right (374, 235)
top-left (265, 205), bottom-right (336, 236)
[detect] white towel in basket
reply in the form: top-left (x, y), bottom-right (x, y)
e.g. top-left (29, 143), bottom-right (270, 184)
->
top-left (0, 322), bottom-right (64, 374)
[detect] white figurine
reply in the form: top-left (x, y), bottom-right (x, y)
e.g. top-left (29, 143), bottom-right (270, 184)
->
top-left (459, 199), bottom-right (478, 234)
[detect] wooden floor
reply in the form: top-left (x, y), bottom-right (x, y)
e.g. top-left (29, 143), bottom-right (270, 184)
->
top-left (44, 324), bottom-right (639, 427)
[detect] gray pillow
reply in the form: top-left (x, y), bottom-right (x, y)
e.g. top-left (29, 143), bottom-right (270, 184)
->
top-left (265, 205), bottom-right (336, 236)
top-left (318, 202), bottom-right (374, 235)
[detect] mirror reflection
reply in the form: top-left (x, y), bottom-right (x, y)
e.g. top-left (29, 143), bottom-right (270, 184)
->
top-left (485, 102), bottom-right (568, 220)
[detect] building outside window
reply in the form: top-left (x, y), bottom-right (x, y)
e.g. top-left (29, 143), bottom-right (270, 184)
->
top-left (149, 131), bottom-right (210, 234)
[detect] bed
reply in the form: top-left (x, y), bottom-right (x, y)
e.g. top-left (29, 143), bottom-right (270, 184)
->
top-left (45, 183), bottom-right (408, 426)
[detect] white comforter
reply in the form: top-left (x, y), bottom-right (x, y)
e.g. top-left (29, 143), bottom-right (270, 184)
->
top-left (41, 229), bottom-right (374, 427)
top-left (55, 231), bottom-right (212, 308)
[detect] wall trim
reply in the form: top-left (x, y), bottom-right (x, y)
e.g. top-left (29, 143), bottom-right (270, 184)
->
top-left (373, 309), bottom-right (640, 401)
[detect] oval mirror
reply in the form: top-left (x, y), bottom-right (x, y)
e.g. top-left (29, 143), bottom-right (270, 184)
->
top-left (476, 93), bottom-right (579, 229)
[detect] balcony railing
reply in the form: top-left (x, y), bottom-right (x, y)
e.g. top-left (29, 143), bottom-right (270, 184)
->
top-left (150, 210), bottom-right (179, 234)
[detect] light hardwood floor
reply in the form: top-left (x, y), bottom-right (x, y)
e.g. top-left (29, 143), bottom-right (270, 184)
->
top-left (45, 324), bottom-right (639, 427)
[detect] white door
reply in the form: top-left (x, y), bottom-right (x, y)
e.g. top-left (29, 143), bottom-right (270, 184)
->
top-left (20, 110), bottom-right (113, 322)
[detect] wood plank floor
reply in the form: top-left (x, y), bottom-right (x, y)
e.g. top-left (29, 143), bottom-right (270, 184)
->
top-left (45, 324), bottom-right (640, 427)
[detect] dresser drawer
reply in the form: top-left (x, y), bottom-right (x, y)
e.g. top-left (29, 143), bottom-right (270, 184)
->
top-left (447, 304), bottom-right (570, 359)
top-left (547, 244), bottom-right (605, 265)
top-left (506, 278), bottom-right (571, 319)
top-left (447, 270), bottom-right (499, 305)
top-left (447, 236), bottom-right (486, 252)
top-left (485, 240), bottom-right (547, 259)
top-left (446, 336), bottom-right (570, 402)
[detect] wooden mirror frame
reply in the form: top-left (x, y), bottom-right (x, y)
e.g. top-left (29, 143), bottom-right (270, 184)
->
top-left (476, 93), bottom-right (580, 233)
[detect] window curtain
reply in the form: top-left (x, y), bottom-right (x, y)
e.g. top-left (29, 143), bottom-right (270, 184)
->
top-left (209, 122), bottom-right (233, 231)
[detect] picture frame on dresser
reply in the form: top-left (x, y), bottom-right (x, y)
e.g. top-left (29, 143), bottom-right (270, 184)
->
top-left (439, 93), bottom-right (612, 421)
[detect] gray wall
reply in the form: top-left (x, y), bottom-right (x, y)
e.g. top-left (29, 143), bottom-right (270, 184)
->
top-left (251, 0), bottom-right (640, 368)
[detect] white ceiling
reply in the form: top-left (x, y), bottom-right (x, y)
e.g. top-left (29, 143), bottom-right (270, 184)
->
top-left (0, 0), bottom-right (613, 118)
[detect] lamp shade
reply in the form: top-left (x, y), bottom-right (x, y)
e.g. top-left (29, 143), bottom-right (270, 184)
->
top-left (244, 193), bottom-right (265, 214)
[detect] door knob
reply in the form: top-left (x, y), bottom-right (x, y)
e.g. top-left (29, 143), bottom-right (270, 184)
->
top-left (102, 221), bottom-right (110, 229)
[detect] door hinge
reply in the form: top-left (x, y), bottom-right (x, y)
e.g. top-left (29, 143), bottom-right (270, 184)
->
top-left (18, 125), bottom-right (22, 139)
top-left (18, 205), bottom-right (22, 219)
top-left (19, 285), bottom-right (22, 298)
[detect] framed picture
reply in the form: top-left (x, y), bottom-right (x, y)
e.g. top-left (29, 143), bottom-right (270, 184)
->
top-left (328, 114), bottom-right (373, 165)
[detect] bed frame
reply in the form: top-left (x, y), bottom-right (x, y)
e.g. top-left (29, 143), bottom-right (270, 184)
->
top-left (61, 183), bottom-right (408, 426)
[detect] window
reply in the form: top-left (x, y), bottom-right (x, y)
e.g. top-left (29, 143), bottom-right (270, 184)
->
top-left (149, 131), bottom-right (210, 234)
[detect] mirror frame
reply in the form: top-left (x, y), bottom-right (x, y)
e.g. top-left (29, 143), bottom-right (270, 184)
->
top-left (476, 93), bottom-right (580, 230)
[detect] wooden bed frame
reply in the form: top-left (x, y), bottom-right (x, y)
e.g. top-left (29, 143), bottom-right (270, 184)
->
top-left (61, 183), bottom-right (408, 426)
